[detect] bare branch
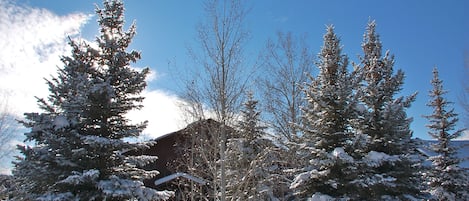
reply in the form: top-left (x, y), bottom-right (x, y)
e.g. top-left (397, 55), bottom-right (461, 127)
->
top-left (259, 32), bottom-right (314, 141)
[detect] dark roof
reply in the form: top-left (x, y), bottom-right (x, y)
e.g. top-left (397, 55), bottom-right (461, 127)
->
top-left (139, 119), bottom-right (226, 189)
top-left (415, 139), bottom-right (469, 169)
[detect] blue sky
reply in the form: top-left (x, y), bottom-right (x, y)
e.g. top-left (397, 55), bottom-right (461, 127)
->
top-left (7, 0), bottom-right (469, 140)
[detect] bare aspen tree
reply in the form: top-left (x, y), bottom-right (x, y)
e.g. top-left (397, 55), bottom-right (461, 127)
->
top-left (0, 94), bottom-right (20, 169)
top-left (259, 32), bottom-right (313, 141)
top-left (178, 0), bottom-right (249, 200)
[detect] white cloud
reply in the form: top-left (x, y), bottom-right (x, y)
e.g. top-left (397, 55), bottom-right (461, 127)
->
top-left (127, 90), bottom-right (186, 139)
top-left (0, 0), bottom-right (90, 115)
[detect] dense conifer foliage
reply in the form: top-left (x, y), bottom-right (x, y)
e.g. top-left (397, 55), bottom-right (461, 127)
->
top-left (290, 26), bottom-right (359, 199)
top-left (351, 21), bottom-right (423, 200)
top-left (12, 1), bottom-right (172, 200)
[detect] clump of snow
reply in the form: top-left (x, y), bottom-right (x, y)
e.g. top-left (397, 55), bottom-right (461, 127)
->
top-left (98, 176), bottom-right (174, 200)
top-left (290, 171), bottom-right (311, 189)
top-left (98, 177), bottom-right (141, 198)
top-left (355, 103), bottom-right (367, 113)
top-left (53, 115), bottom-right (69, 130)
top-left (290, 169), bottom-right (330, 189)
top-left (360, 174), bottom-right (397, 187)
top-left (365, 151), bottom-right (399, 167)
top-left (37, 192), bottom-right (77, 201)
top-left (309, 193), bottom-right (334, 201)
top-left (83, 135), bottom-right (121, 147)
top-left (332, 147), bottom-right (353, 162)
top-left (59, 169), bottom-right (99, 185)
top-left (126, 155), bottom-right (159, 167)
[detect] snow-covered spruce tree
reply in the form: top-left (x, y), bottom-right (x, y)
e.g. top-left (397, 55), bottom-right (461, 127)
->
top-left (226, 91), bottom-right (287, 200)
top-left (290, 25), bottom-right (358, 199)
top-left (423, 67), bottom-right (469, 200)
top-left (353, 20), bottom-right (422, 200)
top-left (13, 1), bottom-right (173, 200)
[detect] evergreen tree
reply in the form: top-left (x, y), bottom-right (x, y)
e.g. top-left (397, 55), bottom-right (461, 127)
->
top-left (13, 1), bottom-right (172, 200)
top-left (226, 92), bottom-right (286, 200)
top-left (353, 20), bottom-right (422, 200)
top-left (424, 67), bottom-right (469, 200)
top-left (290, 25), bottom-right (358, 199)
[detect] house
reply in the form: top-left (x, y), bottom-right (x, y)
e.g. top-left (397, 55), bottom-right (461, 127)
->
top-left (137, 119), bottom-right (234, 193)
top-left (415, 138), bottom-right (469, 170)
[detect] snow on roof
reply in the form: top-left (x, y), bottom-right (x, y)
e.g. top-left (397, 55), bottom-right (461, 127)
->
top-left (154, 172), bottom-right (208, 186)
top-left (416, 139), bottom-right (469, 170)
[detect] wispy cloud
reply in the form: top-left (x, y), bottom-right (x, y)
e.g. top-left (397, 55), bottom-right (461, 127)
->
top-left (0, 0), bottom-right (91, 115)
top-left (0, 0), bottom-right (187, 136)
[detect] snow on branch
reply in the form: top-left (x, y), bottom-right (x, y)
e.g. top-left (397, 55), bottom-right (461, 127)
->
top-left (364, 151), bottom-right (400, 167)
top-left (82, 135), bottom-right (123, 147)
top-left (58, 169), bottom-right (99, 185)
top-left (290, 169), bottom-right (330, 190)
top-left (331, 147), bottom-right (354, 163)
top-left (98, 175), bottom-right (174, 200)
top-left (125, 155), bottom-right (158, 168)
